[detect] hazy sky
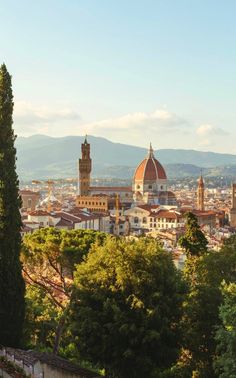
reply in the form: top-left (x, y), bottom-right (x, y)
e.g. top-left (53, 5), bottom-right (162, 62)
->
top-left (1, 0), bottom-right (236, 153)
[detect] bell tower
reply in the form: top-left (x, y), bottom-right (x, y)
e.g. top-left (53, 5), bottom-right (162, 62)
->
top-left (197, 173), bottom-right (205, 211)
top-left (230, 183), bottom-right (236, 227)
top-left (79, 136), bottom-right (92, 196)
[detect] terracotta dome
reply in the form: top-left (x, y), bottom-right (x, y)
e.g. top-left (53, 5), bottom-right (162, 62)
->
top-left (134, 144), bottom-right (167, 181)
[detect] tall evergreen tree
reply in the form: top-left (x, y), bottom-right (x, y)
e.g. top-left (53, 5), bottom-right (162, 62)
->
top-left (0, 64), bottom-right (25, 346)
top-left (179, 212), bottom-right (208, 257)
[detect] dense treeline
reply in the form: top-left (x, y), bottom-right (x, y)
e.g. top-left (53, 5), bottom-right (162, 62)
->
top-left (20, 215), bottom-right (236, 378)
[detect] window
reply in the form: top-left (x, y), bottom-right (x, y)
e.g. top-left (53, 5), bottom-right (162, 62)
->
top-left (143, 217), bottom-right (147, 224)
top-left (148, 185), bottom-right (152, 189)
top-left (134, 217), bottom-right (139, 224)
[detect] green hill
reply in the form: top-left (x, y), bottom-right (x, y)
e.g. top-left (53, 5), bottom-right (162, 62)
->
top-left (15, 135), bottom-right (236, 180)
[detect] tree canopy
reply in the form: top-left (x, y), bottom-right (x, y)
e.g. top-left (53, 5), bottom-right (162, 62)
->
top-left (179, 212), bottom-right (208, 257)
top-left (70, 237), bottom-right (186, 378)
top-left (22, 227), bottom-right (107, 354)
top-left (181, 243), bottom-right (236, 377)
top-left (214, 283), bottom-right (236, 378)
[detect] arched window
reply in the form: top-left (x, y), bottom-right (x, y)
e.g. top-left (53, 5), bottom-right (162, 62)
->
top-left (134, 217), bottom-right (139, 224)
top-left (143, 217), bottom-right (147, 224)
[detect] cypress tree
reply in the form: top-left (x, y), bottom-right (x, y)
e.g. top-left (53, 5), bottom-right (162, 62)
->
top-left (0, 64), bottom-right (25, 346)
top-left (179, 212), bottom-right (208, 257)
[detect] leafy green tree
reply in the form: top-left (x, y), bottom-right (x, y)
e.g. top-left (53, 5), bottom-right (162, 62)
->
top-left (22, 227), bottom-right (106, 354)
top-left (222, 234), bottom-right (236, 249)
top-left (0, 64), bottom-right (25, 346)
top-left (179, 212), bottom-right (208, 257)
top-left (24, 285), bottom-right (59, 350)
top-left (214, 283), bottom-right (236, 378)
top-left (70, 237), bottom-right (186, 378)
top-left (182, 246), bottom-right (236, 378)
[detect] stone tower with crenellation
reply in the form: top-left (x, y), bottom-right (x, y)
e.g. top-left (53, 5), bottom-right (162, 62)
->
top-left (79, 136), bottom-right (92, 196)
top-left (230, 183), bottom-right (236, 227)
top-left (197, 173), bottom-right (205, 211)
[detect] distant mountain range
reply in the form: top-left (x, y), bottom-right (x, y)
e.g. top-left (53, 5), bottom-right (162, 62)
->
top-left (15, 134), bottom-right (236, 180)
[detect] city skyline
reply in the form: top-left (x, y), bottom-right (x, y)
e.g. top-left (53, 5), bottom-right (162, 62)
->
top-left (1, 0), bottom-right (236, 153)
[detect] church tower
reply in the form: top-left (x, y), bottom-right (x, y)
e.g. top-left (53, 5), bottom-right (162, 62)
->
top-left (197, 173), bottom-right (205, 211)
top-left (230, 183), bottom-right (236, 227)
top-left (79, 136), bottom-right (92, 196)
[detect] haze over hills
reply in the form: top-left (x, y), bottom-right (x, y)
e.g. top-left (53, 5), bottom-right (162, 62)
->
top-left (15, 135), bottom-right (236, 180)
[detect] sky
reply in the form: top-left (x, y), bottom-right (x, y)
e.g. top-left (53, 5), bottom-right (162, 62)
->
top-left (1, 0), bottom-right (236, 153)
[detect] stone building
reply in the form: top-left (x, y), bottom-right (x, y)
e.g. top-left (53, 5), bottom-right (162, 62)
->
top-left (20, 190), bottom-right (40, 211)
top-left (78, 136), bottom-right (92, 196)
top-left (230, 183), bottom-right (236, 227)
top-left (77, 138), bottom-right (176, 212)
top-left (192, 209), bottom-right (217, 231)
top-left (124, 205), bottom-right (184, 234)
top-left (1, 347), bottom-right (101, 378)
top-left (132, 144), bottom-right (177, 206)
top-left (197, 174), bottom-right (205, 211)
top-left (26, 209), bottom-right (110, 233)
top-left (77, 137), bottom-right (132, 213)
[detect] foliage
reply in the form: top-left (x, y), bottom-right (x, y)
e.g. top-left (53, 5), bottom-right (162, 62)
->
top-left (222, 234), bottom-right (236, 249)
top-left (182, 245), bottom-right (236, 377)
top-left (214, 283), bottom-right (236, 378)
top-left (22, 228), bottom-right (106, 354)
top-left (23, 285), bottom-right (59, 349)
top-left (178, 212), bottom-right (208, 257)
top-left (220, 235), bottom-right (236, 261)
top-left (0, 64), bottom-right (25, 346)
top-left (70, 237), bottom-right (186, 378)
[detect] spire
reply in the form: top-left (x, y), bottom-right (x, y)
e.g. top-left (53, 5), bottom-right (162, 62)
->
top-left (84, 134), bottom-right (88, 144)
top-left (198, 169), bottom-right (204, 186)
top-left (197, 170), bottom-right (205, 211)
top-left (148, 142), bottom-right (154, 157)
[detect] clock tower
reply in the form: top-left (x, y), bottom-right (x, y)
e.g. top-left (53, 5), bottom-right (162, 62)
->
top-left (79, 136), bottom-right (92, 196)
top-left (197, 173), bottom-right (205, 211)
top-left (230, 183), bottom-right (236, 227)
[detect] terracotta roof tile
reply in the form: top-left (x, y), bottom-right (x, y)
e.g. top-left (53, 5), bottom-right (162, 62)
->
top-left (134, 156), bottom-right (167, 181)
top-left (28, 210), bottom-right (49, 216)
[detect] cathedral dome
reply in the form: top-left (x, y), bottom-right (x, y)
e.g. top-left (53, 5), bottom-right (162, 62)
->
top-left (134, 144), bottom-right (167, 182)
